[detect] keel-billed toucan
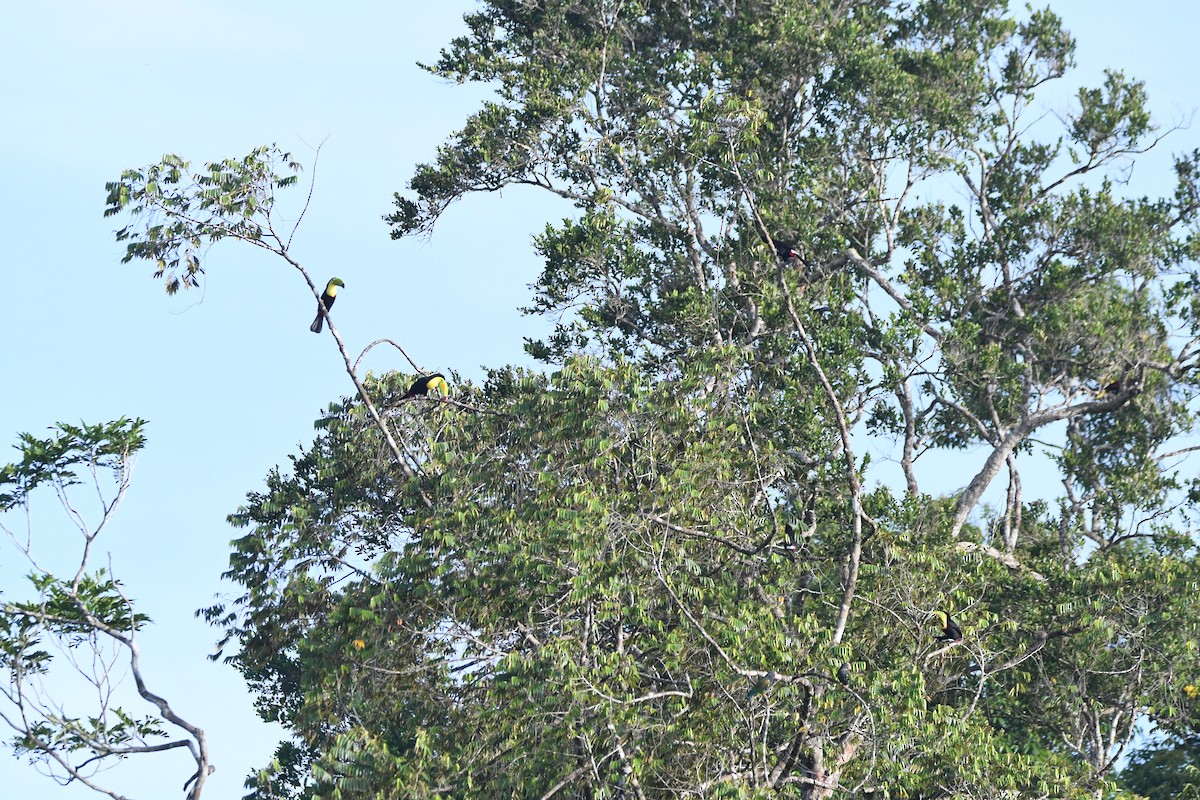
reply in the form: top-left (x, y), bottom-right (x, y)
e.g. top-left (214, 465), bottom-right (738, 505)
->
top-left (935, 610), bottom-right (963, 642)
top-left (310, 277), bottom-right (345, 333)
top-left (403, 373), bottom-right (450, 400)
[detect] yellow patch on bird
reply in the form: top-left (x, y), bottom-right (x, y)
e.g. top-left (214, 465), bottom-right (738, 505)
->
top-left (1185, 684), bottom-right (1198, 698)
top-left (352, 639), bottom-right (366, 651)
top-left (429, 376), bottom-right (450, 397)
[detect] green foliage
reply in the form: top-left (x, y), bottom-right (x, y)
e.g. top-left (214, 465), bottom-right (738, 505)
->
top-left (1120, 736), bottom-right (1200, 799)
top-left (104, 145), bottom-right (302, 293)
top-left (209, 355), bottom-right (1200, 798)
top-left (98, 1), bottom-right (1200, 798)
top-left (0, 418), bottom-right (146, 510)
top-left (0, 419), bottom-right (208, 796)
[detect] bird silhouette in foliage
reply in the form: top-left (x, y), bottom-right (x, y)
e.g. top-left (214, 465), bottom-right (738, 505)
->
top-left (934, 610), bottom-right (963, 643)
top-left (774, 239), bottom-right (802, 263)
top-left (747, 671), bottom-right (780, 699)
top-left (759, 230), bottom-right (803, 265)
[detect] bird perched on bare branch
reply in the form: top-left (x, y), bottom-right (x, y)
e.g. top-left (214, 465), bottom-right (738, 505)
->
top-left (309, 277), bottom-right (344, 333)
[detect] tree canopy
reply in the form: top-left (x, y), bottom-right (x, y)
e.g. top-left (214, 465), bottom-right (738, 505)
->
top-left (102, 1), bottom-right (1200, 798)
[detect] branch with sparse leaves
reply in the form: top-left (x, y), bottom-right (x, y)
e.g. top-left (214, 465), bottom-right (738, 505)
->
top-left (0, 419), bottom-right (213, 800)
top-left (104, 145), bottom-right (440, 506)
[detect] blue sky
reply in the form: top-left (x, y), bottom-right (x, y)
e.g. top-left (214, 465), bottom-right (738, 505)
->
top-left (1, 2), bottom-right (1198, 797)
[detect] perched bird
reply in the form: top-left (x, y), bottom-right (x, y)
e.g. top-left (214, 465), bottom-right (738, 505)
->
top-left (747, 670), bottom-right (780, 699)
top-left (309, 277), bottom-right (345, 333)
top-left (1100, 375), bottom-right (1141, 398)
top-left (403, 373), bottom-right (450, 400)
top-left (757, 230), bottom-right (803, 264)
top-left (934, 610), bottom-right (963, 643)
top-left (774, 239), bottom-right (802, 263)
top-left (837, 661), bottom-right (852, 686)
top-left (782, 523), bottom-right (798, 560)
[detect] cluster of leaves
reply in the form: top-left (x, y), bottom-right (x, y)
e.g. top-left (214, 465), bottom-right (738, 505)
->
top-left (104, 146), bottom-right (302, 293)
top-left (0, 419), bottom-right (145, 509)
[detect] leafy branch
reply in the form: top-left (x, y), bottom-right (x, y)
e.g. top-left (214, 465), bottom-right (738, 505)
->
top-left (0, 420), bottom-right (214, 799)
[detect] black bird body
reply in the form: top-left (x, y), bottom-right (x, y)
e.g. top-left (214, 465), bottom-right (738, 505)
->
top-left (935, 611), bottom-right (963, 642)
top-left (403, 373), bottom-right (449, 399)
top-left (757, 230), bottom-right (802, 264)
top-left (774, 240), bottom-right (801, 262)
top-left (310, 278), bottom-right (345, 333)
top-left (782, 523), bottom-right (798, 560)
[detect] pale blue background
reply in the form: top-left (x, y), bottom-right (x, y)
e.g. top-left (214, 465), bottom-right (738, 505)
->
top-left (1, 2), bottom-right (1196, 797)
